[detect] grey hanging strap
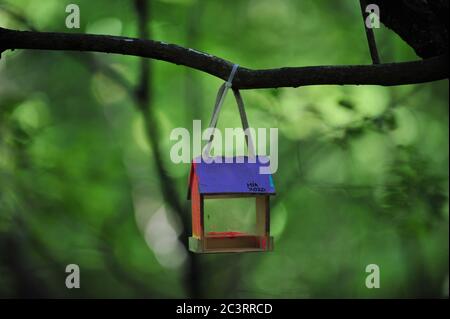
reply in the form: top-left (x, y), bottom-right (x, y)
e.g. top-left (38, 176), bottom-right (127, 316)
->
top-left (203, 64), bottom-right (255, 158)
top-left (205, 82), bottom-right (227, 133)
top-left (232, 88), bottom-right (255, 156)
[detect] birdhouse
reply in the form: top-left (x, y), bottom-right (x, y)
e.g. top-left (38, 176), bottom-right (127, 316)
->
top-left (187, 156), bottom-right (275, 253)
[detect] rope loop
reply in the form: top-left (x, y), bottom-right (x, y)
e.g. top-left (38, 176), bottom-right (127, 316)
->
top-left (203, 64), bottom-right (256, 159)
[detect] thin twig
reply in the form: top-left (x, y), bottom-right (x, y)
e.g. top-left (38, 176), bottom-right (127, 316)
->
top-left (359, 0), bottom-right (381, 64)
top-left (132, 0), bottom-right (202, 298)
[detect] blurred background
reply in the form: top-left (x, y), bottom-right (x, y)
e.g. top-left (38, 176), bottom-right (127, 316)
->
top-left (0, 0), bottom-right (448, 298)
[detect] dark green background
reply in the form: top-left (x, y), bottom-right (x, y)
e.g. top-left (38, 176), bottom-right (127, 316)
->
top-left (0, 0), bottom-right (448, 298)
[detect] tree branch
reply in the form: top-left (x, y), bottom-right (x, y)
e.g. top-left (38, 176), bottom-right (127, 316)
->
top-left (359, 0), bottom-right (381, 64)
top-left (132, 0), bottom-right (202, 298)
top-left (371, 0), bottom-right (449, 58)
top-left (0, 27), bottom-right (447, 88)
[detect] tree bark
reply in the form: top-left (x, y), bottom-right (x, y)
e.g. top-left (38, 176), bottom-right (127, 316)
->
top-left (0, 27), bottom-right (447, 89)
top-left (372, 0), bottom-right (449, 58)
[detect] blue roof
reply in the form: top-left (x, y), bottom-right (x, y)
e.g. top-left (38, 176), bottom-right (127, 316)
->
top-left (188, 156), bottom-right (275, 197)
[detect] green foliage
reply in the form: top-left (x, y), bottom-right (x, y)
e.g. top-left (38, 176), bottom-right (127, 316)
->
top-left (0, 0), bottom-right (448, 298)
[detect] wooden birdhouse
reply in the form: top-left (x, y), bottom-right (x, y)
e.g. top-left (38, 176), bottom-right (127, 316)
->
top-left (188, 156), bottom-right (275, 253)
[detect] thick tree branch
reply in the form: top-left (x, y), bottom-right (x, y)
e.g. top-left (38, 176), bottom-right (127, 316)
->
top-left (372, 0), bottom-right (449, 58)
top-left (0, 27), bottom-right (447, 88)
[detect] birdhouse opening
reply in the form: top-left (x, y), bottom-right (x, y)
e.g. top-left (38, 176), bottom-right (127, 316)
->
top-left (189, 193), bottom-right (273, 253)
top-left (201, 195), bottom-right (271, 252)
top-left (204, 197), bottom-right (256, 236)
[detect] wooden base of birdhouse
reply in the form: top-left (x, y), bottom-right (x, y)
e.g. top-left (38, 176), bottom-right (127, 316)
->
top-left (189, 232), bottom-right (273, 253)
